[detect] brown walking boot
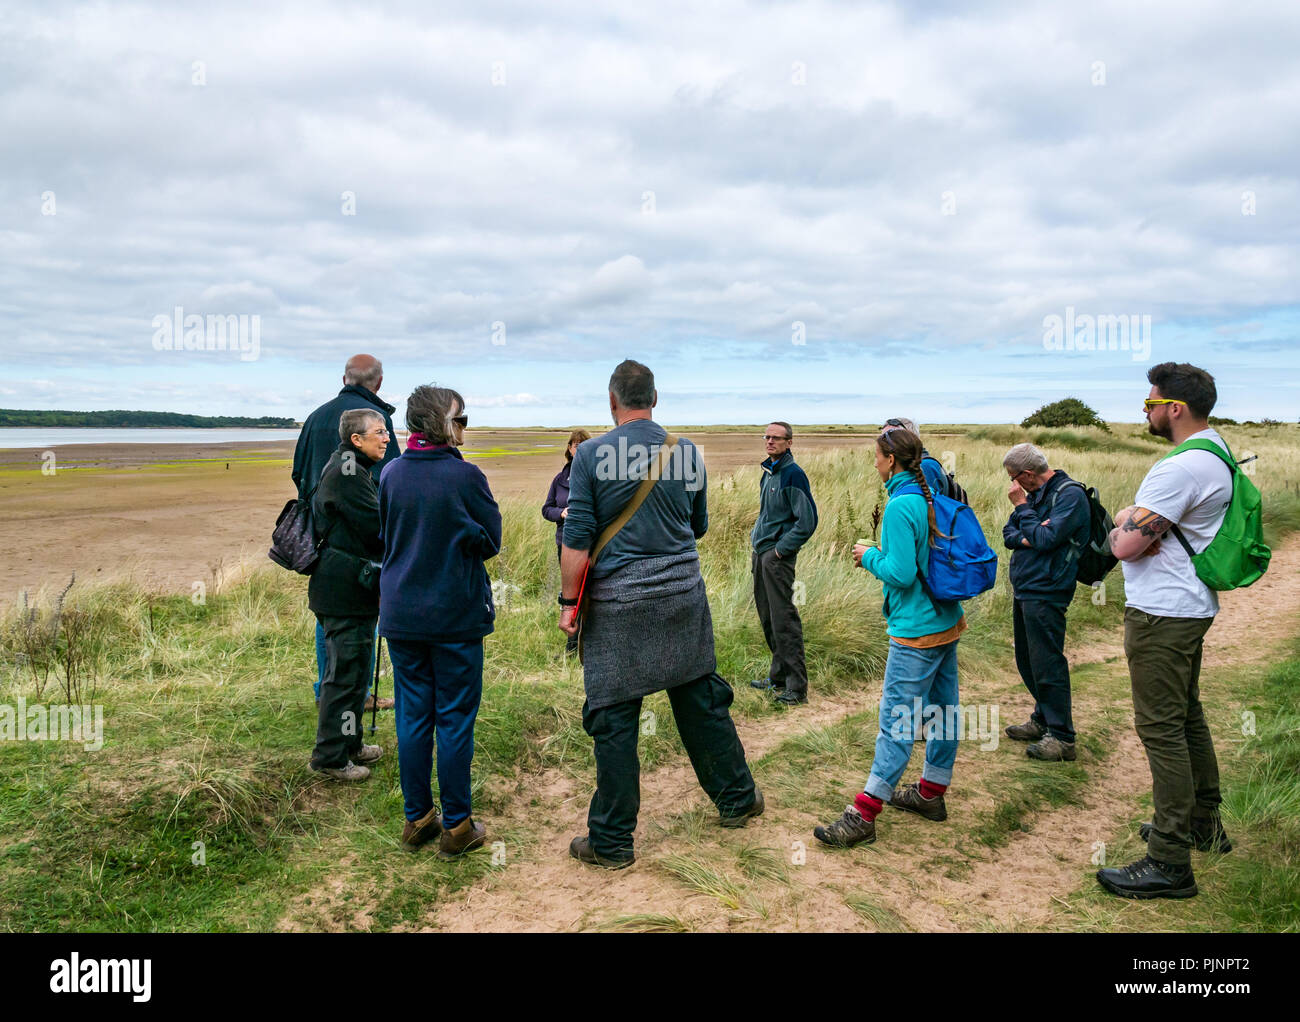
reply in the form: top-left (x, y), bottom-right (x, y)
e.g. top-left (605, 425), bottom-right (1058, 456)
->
top-left (890, 782), bottom-right (948, 822)
top-left (400, 807), bottom-right (443, 852)
top-left (1005, 718), bottom-right (1047, 742)
top-left (438, 817), bottom-right (487, 860)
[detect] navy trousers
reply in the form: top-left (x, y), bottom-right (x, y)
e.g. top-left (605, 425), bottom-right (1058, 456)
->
top-left (387, 637), bottom-right (484, 827)
top-left (1012, 596), bottom-right (1076, 742)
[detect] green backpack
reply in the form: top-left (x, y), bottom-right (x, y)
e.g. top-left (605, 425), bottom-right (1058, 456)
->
top-left (1161, 438), bottom-right (1270, 590)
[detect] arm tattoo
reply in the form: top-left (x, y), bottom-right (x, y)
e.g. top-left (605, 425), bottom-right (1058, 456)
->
top-left (1121, 508), bottom-right (1173, 538)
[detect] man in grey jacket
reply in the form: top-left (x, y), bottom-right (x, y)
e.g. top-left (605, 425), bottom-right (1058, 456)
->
top-left (749, 422), bottom-right (819, 705)
top-left (558, 360), bottom-right (762, 869)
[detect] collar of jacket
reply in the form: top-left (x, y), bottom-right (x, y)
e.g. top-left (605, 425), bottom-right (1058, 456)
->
top-left (338, 383), bottom-right (397, 416)
top-left (336, 441), bottom-right (377, 470)
top-left (885, 469), bottom-right (915, 495)
top-left (761, 450), bottom-right (793, 473)
top-left (1030, 469), bottom-right (1070, 505)
top-left (400, 446), bottom-right (466, 462)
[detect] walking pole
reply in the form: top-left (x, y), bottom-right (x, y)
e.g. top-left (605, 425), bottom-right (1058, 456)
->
top-left (368, 633), bottom-right (382, 735)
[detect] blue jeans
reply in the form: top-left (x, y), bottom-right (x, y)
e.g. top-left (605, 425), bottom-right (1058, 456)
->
top-left (316, 620), bottom-right (376, 702)
top-left (865, 639), bottom-right (961, 802)
top-left (386, 638), bottom-right (484, 827)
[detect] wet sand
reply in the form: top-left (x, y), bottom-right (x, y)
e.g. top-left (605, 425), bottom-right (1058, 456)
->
top-left (0, 429), bottom-right (873, 596)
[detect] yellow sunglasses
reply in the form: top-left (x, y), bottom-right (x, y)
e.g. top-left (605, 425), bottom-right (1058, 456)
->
top-left (1143, 398), bottom-right (1187, 411)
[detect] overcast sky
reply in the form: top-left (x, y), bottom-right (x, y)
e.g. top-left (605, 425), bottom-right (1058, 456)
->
top-left (3, 0), bottom-right (1297, 426)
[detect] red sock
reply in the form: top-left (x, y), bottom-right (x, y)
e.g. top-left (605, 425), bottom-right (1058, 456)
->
top-left (919, 779), bottom-right (947, 800)
top-left (854, 792), bottom-right (883, 822)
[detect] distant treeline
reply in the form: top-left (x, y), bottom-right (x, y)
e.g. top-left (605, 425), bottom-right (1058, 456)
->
top-left (0, 409), bottom-right (297, 428)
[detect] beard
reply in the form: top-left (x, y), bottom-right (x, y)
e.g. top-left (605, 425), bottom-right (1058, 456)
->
top-left (1147, 416), bottom-right (1173, 441)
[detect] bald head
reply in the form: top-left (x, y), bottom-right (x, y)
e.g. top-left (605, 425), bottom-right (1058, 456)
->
top-left (343, 354), bottom-right (383, 392)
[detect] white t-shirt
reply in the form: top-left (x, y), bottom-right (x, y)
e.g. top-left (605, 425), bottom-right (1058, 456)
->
top-left (1122, 429), bottom-right (1233, 618)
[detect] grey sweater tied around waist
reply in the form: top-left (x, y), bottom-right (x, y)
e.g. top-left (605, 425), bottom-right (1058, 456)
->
top-left (581, 550), bottom-right (716, 710)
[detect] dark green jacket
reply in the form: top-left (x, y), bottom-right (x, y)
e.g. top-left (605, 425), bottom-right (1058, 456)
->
top-left (750, 451), bottom-right (818, 557)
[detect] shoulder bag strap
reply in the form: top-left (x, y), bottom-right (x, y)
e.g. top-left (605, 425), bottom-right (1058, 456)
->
top-left (575, 434), bottom-right (680, 659)
top-left (588, 433), bottom-right (680, 565)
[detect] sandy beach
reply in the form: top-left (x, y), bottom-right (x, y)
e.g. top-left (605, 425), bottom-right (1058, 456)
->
top-left (0, 429), bottom-right (873, 597)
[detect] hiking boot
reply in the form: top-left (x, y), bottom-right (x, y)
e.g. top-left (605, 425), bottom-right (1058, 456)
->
top-left (1139, 815), bottom-right (1233, 854)
top-left (1005, 718), bottom-right (1047, 742)
top-left (719, 788), bottom-right (765, 828)
top-left (890, 782), bottom-right (948, 822)
top-left (1026, 735), bottom-right (1077, 761)
top-left (568, 835), bottom-right (635, 870)
top-left (400, 807), bottom-right (443, 852)
top-left (364, 694), bottom-right (394, 711)
top-left (352, 743), bottom-right (383, 765)
top-left (774, 689), bottom-right (807, 706)
top-left (438, 817), bottom-right (487, 860)
top-left (1096, 855), bottom-right (1197, 900)
top-left (311, 761), bottom-right (370, 782)
top-left (813, 805), bottom-right (876, 848)
top-left (749, 678), bottom-right (782, 691)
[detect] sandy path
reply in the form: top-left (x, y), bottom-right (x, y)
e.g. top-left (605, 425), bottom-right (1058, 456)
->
top-left (420, 535), bottom-right (1300, 933)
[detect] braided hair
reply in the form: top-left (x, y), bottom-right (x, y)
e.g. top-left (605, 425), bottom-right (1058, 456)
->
top-left (876, 426), bottom-right (945, 546)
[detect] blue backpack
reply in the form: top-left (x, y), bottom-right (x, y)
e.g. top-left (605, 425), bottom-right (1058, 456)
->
top-left (895, 485), bottom-right (998, 602)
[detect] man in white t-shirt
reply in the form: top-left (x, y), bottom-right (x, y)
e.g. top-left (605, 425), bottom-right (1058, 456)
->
top-left (1096, 362), bottom-right (1234, 901)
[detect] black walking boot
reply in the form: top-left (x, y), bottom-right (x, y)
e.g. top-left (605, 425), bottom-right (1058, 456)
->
top-left (719, 788), bottom-right (765, 828)
top-left (568, 835), bottom-right (635, 870)
top-left (1097, 855), bottom-right (1198, 899)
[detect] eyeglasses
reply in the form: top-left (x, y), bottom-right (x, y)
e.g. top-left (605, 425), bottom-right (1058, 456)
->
top-left (762, 434), bottom-right (790, 442)
top-left (361, 429), bottom-right (391, 439)
top-left (1143, 399), bottom-right (1186, 411)
top-left (451, 414), bottom-right (469, 428)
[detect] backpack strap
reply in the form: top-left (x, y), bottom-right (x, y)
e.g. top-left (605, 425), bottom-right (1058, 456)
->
top-left (1161, 438), bottom-right (1235, 559)
top-left (1162, 437), bottom-right (1236, 469)
top-left (886, 484), bottom-right (954, 608)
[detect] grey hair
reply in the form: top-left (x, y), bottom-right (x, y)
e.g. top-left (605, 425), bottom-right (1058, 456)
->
top-left (405, 384), bottom-right (464, 444)
top-left (339, 408), bottom-right (383, 444)
top-left (343, 355), bottom-right (383, 391)
top-left (1003, 442), bottom-right (1049, 475)
top-left (893, 417), bottom-right (920, 438)
top-left (608, 359), bottom-right (655, 410)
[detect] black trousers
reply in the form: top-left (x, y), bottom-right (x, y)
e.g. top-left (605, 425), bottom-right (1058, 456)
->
top-left (311, 613), bottom-right (376, 769)
top-left (582, 672), bottom-right (757, 860)
top-left (1012, 596), bottom-right (1075, 742)
top-left (752, 547), bottom-right (808, 695)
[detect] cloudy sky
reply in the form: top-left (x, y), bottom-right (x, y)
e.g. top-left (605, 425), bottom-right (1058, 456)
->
top-left (3, 0), bottom-right (1298, 426)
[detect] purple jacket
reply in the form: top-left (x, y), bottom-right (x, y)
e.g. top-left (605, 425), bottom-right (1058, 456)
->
top-left (542, 462), bottom-right (571, 546)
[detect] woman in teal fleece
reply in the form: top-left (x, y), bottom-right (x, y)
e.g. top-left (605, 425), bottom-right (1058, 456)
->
top-left (815, 426), bottom-right (966, 847)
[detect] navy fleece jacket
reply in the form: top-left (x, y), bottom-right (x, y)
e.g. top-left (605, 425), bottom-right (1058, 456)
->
top-left (750, 450), bottom-right (818, 557)
top-left (378, 446), bottom-right (502, 642)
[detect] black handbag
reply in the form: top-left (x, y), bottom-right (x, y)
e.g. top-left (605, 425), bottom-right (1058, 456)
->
top-left (269, 497), bottom-right (324, 575)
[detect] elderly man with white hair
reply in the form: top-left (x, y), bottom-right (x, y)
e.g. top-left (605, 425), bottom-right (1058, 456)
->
top-left (1001, 442), bottom-right (1093, 761)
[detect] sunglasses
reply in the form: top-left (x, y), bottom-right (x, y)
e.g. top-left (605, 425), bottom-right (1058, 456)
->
top-left (1143, 399), bottom-right (1186, 411)
top-left (451, 414), bottom-right (469, 428)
